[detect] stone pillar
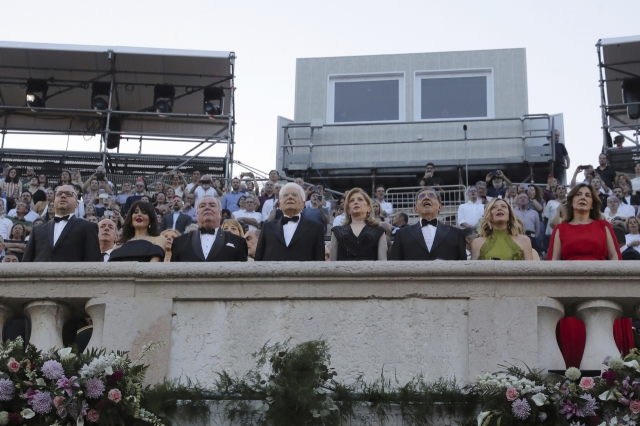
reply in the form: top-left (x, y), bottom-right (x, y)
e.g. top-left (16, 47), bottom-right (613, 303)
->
top-left (85, 298), bottom-right (107, 351)
top-left (576, 300), bottom-right (622, 371)
top-left (24, 301), bottom-right (71, 350)
top-left (537, 297), bottom-right (565, 371)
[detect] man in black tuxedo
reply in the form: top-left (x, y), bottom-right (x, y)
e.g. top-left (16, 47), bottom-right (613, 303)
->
top-left (255, 183), bottom-right (324, 261)
top-left (22, 185), bottom-right (102, 262)
top-left (170, 195), bottom-right (247, 262)
top-left (160, 197), bottom-right (193, 233)
top-left (389, 187), bottom-right (466, 261)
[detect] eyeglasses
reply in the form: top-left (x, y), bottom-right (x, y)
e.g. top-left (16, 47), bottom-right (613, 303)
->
top-left (55, 191), bottom-right (76, 198)
top-left (201, 181), bottom-right (211, 184)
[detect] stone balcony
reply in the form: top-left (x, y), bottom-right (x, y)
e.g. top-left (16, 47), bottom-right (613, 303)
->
top-left (0, 261), bottom-right (638, 386)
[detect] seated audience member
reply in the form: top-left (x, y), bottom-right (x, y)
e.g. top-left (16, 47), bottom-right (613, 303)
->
top-left (504, 184), bottom-right (518, 207)
top-left (301, 190), bottom-right (330, 233)
top-left (549, 183), bottom-right (619, 261)
top-left (2, 254), bottom-right (19, 263)
top-left (613, 225), bottom-right (640, 260)
top-left (8, 192), bottom-right (40, 222)
top-left (90, 191), bottom-right (110, 218)
top-left (371, 201), bottom-right (393, 235)
top-left (27, 177), bottom-right (46, 204)
top-left (255, 183), bottom-right (325, 261)
top-left (165, 187), bottom-right (176, 201)
top-left (389, 187), bottom-right (466, 261)
top-left (98, 218), bottom-right (118, 262)
top-left (624, 216), bottom-right (640, 254)
top-left (471, 198), bottom-right (532, 260)
top-left (485, 171), bottom-right (511, 199)
top-left (221, 219), bottom-right (245, 237)
top-left (160, 197), bottom-right (193, 233)
top-left (590, 177), bottom-right (609, 211)
top-left (513, 193), bottom-right (540, 251)
top-left (43, 202), bottom-right (56, 223)
top-left (85, 204), bottom-right (98, 221)
top-left (116, 182), bottom-right (133, 205)
top-left (183, 223), bottom-right (199, 234)
top-left (160, 229), bottom-right (181, 262)
top-left (0, 199), bottom-right (13, 239)
top-left (87, 216), bottom-right (99, 224)
top-left (1, 167), bottom-right (21, 199)
top-left (475, 181), bottom-right (490, 203)
top-left (8, 202), bottom-right (34, 228)
top-left (461, 227), bottom-right (478, 260)
top-left (419, 163), bottom-right (442, 188)
top-left (108, 201), bottom-right (166, 262)
top-left (245, 229), bottom-right (259, 261)
top-left (526, 185), bottom-right (544, 214)
top-left (332, 205), bottom-right (346, 227)
top-left (149, 180), bottom-right (165, 203)
top-left (543, 177), bottom-right (558, 203)
top-left (373, 186), bottom-right (393, 216)
top-left (457, 186), bottom-right (485, 229)
top-left (153, 192), bottom-right (168, 210)
top-left (607, 186), bottom-right (636, 217)
top-left (9, 223), bottom-right (26, 242)
top-left (604, 196), bottom-right (630, 222)
top-left (34, 189), bottom-right (55, 215)
top-left (0, 235), bottom-right (5, 262)
top-left (182, 193), bottom-right (197, 221)
top-left (233, 197), bottom-right (261, 231)
top-left (185, 170), bottom-right (201, 193)
top-left (170, 196), bottom-right (247, 262)
top-left (391, 212), bottom-right (409, 234)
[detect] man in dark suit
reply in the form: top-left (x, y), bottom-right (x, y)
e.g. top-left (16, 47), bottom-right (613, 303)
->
top-left (389, 187), bottom-right (466, 261)
top-left (160, 197), bottom-right (193, 233)
top-left (23, 185), bottom-right (102, 262)
top-left (255, 183), bottom-right (324, 261)
top-left (171, 195), bottom-right (247, 262)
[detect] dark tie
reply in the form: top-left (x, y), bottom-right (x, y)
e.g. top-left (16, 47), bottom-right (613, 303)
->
top-left (199, 228), bottom-right (216, 235)
top-left (54, 215), bottom-right (71, 223)
top-left (282, 216), bottom-right (299, 224)
top-left (421, 218), bottom-right (438, 227)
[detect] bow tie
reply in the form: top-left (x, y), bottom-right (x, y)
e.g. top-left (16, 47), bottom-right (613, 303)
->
top-left (54, 215), bottom-right (71, 223)
top-left (199, 228), bottom-right (216, 235)
top-left (421, 218), bottom-right (438, 227)
top-left (282, 216), bottom-right (299, 224)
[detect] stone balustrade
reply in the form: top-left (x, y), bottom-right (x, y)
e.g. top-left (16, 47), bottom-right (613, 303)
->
top-left (0, 261), bottom-right (638, 385)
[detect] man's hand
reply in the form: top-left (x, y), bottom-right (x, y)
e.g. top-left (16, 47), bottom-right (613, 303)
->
top-left (630, 240), bottom-right (640, 248)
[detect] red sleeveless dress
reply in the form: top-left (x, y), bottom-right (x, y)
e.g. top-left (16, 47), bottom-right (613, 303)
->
top-left (548, 220), bottom-right (633, 368)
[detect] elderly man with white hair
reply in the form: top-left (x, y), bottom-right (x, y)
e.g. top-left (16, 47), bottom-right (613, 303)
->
top-left (255, 183), bottom-right (325, 261)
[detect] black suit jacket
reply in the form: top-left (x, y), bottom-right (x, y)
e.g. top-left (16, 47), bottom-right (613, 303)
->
top-left (170, 229), bottom-right (248, 262)
top-left (160, 212), bottom-right (193, 233)
top-left (389, 221), bottom-right (466, 261)
top-left (22, 216), bottom-right (102, 262)
top-left (622, 246), bottom-right (640, 261)
top-left (255, 216), bottom-right (325, 261)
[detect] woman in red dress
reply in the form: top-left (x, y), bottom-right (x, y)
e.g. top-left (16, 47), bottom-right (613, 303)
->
top-left (548, 183), bottom-right (631, 368)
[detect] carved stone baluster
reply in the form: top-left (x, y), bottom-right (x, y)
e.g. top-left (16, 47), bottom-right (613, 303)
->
top-left (537, 297), bottom-right (565, 371)
top-left (576, 300), bottom-right (622, 371)
top-left (84, 298), bottom-right (107, 351)
top-left (24, 301), bottom-right (71, 350)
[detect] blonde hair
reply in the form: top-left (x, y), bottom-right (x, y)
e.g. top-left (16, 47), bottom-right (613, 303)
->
top-left (221, 219), bottom-right (245, 237)
top-left (342, 188), bottom-right (379, 227)
top-left (479, 198), bottom-right (525, 238)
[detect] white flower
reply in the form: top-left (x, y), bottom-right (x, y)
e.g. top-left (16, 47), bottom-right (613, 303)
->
top-left (531, 393), bottom-right (547, 406)
top-left (565, 367), bottom-right (581, 381)
top-left (608, 357), bottom-right (625, 370)
top-left (597, 422), bottom-right (606, 426)
top-left (0, 412), bottom-right (8, 426)
top-left (611, 416), bottom-right (618, 425)
top-left (623, 360), bottom-right (640, 372)
top-left (477, 411), bottom-right (491, 426)
top-left (599, 390), bottom-right (617, 401)
top-left (59, 348), bottom-right (76, 361)
top-left (20, 409), bottom-right (35, 419)
top-left (76, 416), bottom-right (84, 426)
top-left (36, 378), bottom-right (46, 386)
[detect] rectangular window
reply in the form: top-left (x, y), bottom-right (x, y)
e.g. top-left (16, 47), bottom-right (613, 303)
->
top-left (327, 73), bottom-right (405, 124)
top-left (415, 69), bottom-right (494, 121)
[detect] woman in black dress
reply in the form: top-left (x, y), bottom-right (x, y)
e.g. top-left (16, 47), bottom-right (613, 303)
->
top-left (109, 201), bottom-right (166, 262)
top-left (329, 188), bottom-right (387, 261)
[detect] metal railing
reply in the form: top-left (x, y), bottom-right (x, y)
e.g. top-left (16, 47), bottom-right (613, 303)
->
top-left (385, 185), bottom-right (467, 227)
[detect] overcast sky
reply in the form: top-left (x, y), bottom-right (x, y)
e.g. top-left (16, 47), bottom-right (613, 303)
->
top-left (0, 0), bottom-right (638, 180)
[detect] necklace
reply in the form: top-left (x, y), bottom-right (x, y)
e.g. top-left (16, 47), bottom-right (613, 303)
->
top-left (570, 219), bottom-right (593, 225)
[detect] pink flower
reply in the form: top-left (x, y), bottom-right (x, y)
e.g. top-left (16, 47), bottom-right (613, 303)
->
top-left (506, 388), bottom-right (519, 401)
top-left (53, 396), bottom-right (65, 407)
top-left (7, 358), bottom-right (20, 373)
top-left (579, 377), bottom-right (595, 390)
top-left (107, 389), bottom-right (122, 403)
top-left (86, 409), bottom-right (99, 423)
top-left (630, 400), bottom-right (640, 414)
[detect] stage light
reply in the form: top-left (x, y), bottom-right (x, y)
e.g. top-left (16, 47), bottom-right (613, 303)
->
top-left (622, 77), bottom-right (640, 120)
top-left (91, 82), bottom-right (111, 113)
top-left (203, 87), bottom-right (225, 116)
top-left (154, 84), bottom-right (175, 114)
top-left (25, 79), bottom-right (48, 110)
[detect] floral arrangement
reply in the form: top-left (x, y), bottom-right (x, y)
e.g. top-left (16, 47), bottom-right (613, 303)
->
top-left (0, 337), bottom-right (164, 426)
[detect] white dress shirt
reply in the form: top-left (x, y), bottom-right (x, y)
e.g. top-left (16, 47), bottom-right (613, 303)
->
top-left (421, 224), bottom-right (437, 251)
top-left (457, 202), bottom-right (485, 227)
top-left (172, 211), bottom-right (181, 230)
top-left (194, 186), bottom-right (217, 203)
top-left (233, 210), bottom-right (262, 231)
top-left (604, 203), bottom-right (635, 217)
top-left (102, 248), bottom-right (114, 262)
top-left (0, 216), bottom-right (12, 240)
top-left (200, 228), bottom-right (217, 258)
top-left (625, 234), bottom-right (640, 253)
top-left (53, 213), bottom-right (75, 245)
top-left (377, 200), bottom-right (393, 216)
top-left (261, 198), bottom-right (276, 222)
top-left (332, 213), bottom-right (346, 227)
top-left (283, 215), bottom-right (300, 246)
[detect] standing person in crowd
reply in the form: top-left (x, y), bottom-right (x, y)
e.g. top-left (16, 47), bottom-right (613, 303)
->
top-left (257, 181), bottom-right (276, 213)
top-left (595, 152), bottom-right (617, 189)
top-left (165, 187), bottom-right (175, 202)
top-left (153, 192), bottom-right (168, 210)
top-left (513, 192), bottom-right (540, 253)
top-left (233, 197), bottom-right (261, 231)
top-left (543, 177), bottom-right (558, 203)
top-left (108, 201), bottom-right (166, 262)
top-left (83, 179), bottom-right (101, 205)
top-left (57, 170), bottom-right (72, 189)
top-left (20, 166), bottom-right (36, 193)
top-left (631, 162), bottom-right (640, 195)
top-left (590, 177), bottom-right (609, 211)
top-left (182, 193), bottom-right (197, 221)
top-left (160, 229), bottom-right (180, 262)
top-left (222, 178), bottom-right (245, 214)
top-left (85, 204), bottom-right (98, 221)
top-left (83, 166), bottom-right (113, 191)
top-left (170, 196), bottom-right (247, 262)
top-left (8, 192), bottom-right (40, 222)
top-left (160, 197), bottom-right (193, 233)
top-left (475, 181), bottom-right (490, 203)
top-left (504, 184), bottom-right (519, 207)
top-left (185, 170), bottom-right (201, 193)
top-left (124, 180), bottom-right (147, 214)
top-left (485, 170), bottom-right (511, 199)
top-left (43, 202), bottom-right (55, 222)
top-left (267, 169), bottom-right (281, 185)
top-left (301, 190), bottom-right (330, 234)
top-left (221, 219), bottom-right (245, 237)
top-left (373, 186), bottom-right (393, 216)
top-left (526, 185), bottom-right (544, 214)
top-left (261, 183), bottom-right (282, 222)
top-left (98, 218), bottom-right (118, 262)
top-left (548, 183), bottom-right (619, 260)
top-left (371, 201), bottom-right (393, 234)
top-left (255, 183), bottom-right (325, 261)
top-left (330, 187), bottom-right (386, 261)
top-left (542, 184), bottom-right (567, 241)
top-left (150, 180), bottom-right (165, 203)
top-left (389, 187), bottom-right (466, 261)
top-left (1, 168), bottom-right (20, 199)
top-left (116, 182), bottom-right (133, 205)
top-left (0, 199), bottom-right (12, 239)
top-left (22, 185), bottom-right (101, 262)
top-left (0, 163), bottom-right (10, 186)
top-left (27, 177), bottom-right (45, 204)
top-left (457, 186), bottom-right (485, 229)
top-left (471, 199), bottom-right (532, 260)
top-left (163, 170), bottom-right (188, 199)
top-left (419, 163), bottom-right (443, 189)
top-left (550, 130), bottom-right (570, 184)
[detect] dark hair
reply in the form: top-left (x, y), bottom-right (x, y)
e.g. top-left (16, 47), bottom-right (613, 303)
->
top-left (221, 208), bottom-right (231, 218)
top-left (396, 212), bottom-right (408, 223)
top-left (376, 185), bottom-right (385, 191)
top-left (6, 168), bottom-right (19, 184)
top-left (461, 227), bottom-right (477, 239)
top-left (612, 225), bottom-right (626, 247)
top-left (425, 162), bottom-right (435, 168)
top-left (563, 183), bottom-right (603, 223)
top-left (10, 223), bottom-right (26, 241)
top-left (237, 195), bottom-right (247, 207)
top-left (121, 201), bottom-right (160, 241)
top-left (414, 187), bottom-right (442, 204)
